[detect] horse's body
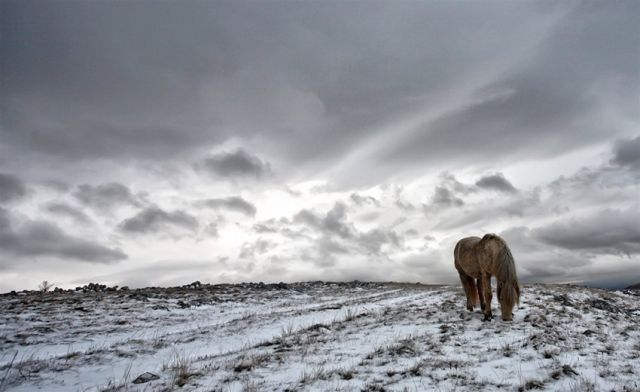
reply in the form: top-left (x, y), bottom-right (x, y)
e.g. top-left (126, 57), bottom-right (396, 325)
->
top-left (454, 233), bottom-right (520, 321)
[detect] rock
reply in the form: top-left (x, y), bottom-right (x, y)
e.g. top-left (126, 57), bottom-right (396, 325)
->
top-left (582, 329), bottom-right (595, 337)
top-left (562, 364), bottom-right (579, 376)
top-left (132, 372), bottom-right (160, 384)
top-left (183, 281), bottom-right (202, 289)
top-left (177, 300), bottom-right (190, 309)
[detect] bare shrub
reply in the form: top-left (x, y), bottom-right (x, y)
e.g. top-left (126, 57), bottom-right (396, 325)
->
top-left (163, 352), bottom-right (199, 388)
top-left (517, 379), bottom-right (545, 391)
top-left (298, 366), bottom-right (326, 385)
top-left (38, 281), bottom-right (54, 293)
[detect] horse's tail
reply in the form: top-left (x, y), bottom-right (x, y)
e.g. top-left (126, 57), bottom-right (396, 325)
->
top-left (497, 244), bottom-right (520, 306)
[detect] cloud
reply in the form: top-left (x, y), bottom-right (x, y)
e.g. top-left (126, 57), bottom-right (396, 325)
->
top-left (7, 1), bottom-right (634, 180)
top-left (423, 173), bottom-right (479, 212)
top-left (350, 193), bottom-right (380, 207)
top-left (430, 186), bottom-right (464, 208)
top-left (119, 206), bottom-right (199, 234)
top-left (294, 203), bottom-right (354, 239)
top-left (612, 135), bottom-right (640, 169)
top-left (0, 207), bottom-right (126, 264)
top-left (73, 182), bottom-right (140, 208)
top-left (533, 209), bottom-right (640, 256)
top-left (475, 172), bottom-right (517, 193)
top-left (44, 202), bottom-right (92, 223)
top-left (0, 1), bottom-right (638, 289)
top-left (239, 239), bottom-right (274, 259)
top-left (292, 202), bottom-right (403, 261)
top-left (200, 196), bottom-right (256, 217)
top-left (358, 229), bottom-right (402, 255)
top-left (0, 173), bottom-right (27, 203)
top-left (203, 222), bottom-right (219, 238)
top-left (196, 149), bottom-right (271, 179)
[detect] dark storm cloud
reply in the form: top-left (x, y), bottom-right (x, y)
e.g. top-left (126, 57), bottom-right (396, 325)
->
top-left (4, 0), bottom-right (635, 179)
top-left (475, 173), bottom-right (517, 193)
top-left (197, 150), bottom-right (271, 179)
top-left (119, 206), bottom-right (199, 234)
top-left (44, 202), bottom-right (91, 223)
top-left (73, 182), bottom-right (140, 208)
top-left (0, 208), bottom-right (126, 263)
top-left (1, 1), bottom-right (216, 161)
top-left (533, 209), bottom-right (640, 256)
top-left (612, 135), bottom-right (640, 169)
top-left (382, 1), bottom-right (639, 169)
top-left (0, 173), bottom-right (27, 203)
top-left (200, 196), bottom-right (257, 217)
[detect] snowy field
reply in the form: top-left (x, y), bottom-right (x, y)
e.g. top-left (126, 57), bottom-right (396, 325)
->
top-left (1, 282), bottom-right (639, 392)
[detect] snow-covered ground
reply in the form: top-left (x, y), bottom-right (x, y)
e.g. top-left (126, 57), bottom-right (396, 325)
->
top-left (1, 282), bottom-right (639, 391)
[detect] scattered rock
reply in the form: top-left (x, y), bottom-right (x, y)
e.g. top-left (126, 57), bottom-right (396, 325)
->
top-left (553, 294), bottom-right (573, 307)
top-left (177, 300), bottom-right (190, 309)
top-left (562, 364), bottom-right (579, 376)
top-left (132, 372), bottom-right (160, 384)
top-left (183, 281), bottom-right (202, 289)
top-left (588, 298), bottom-right (621, 313)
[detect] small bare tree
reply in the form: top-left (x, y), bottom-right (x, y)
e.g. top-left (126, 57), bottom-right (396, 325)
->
top-left (38, 280), bottom-right (54, 292)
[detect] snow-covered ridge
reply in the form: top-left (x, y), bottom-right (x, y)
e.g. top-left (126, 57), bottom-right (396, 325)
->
top-left (1, 282), bottom-right (639, 391)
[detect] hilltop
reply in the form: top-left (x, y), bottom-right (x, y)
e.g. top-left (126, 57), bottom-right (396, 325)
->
top-left (1, 282), bottom-right (639, 391)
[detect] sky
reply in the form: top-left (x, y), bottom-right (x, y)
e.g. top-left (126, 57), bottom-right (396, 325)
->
top-left (0, 0), bottom-right (639, 292)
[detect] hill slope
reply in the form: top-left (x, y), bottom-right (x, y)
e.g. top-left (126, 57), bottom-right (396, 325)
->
top-left (1, 282), bottom-right (639, 391)
top-left (625, 282), bottom-right (640, 290)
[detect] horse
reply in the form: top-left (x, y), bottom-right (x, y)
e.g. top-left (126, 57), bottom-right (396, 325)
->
top-left (454, 233), bottom-right (520, 321)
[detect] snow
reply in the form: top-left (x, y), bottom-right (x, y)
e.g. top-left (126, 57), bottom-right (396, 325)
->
top-left (1, 282), bottom-right (639, 391)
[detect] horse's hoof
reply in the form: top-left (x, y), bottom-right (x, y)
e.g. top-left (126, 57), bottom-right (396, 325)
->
top-left (483, 314), bottom-right (493, 322)
top-left (467, 306), bottom-right (474, 312)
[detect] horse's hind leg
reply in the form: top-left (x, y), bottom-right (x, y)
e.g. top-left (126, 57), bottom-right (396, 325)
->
top-left (476, 278), bottom-right (485, 311)
top-left (458, 271), bottom-right (478, 311)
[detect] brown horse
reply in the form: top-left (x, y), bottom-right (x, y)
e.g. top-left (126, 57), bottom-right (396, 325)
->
top-left (454, 233), bottom-right (520, 321)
